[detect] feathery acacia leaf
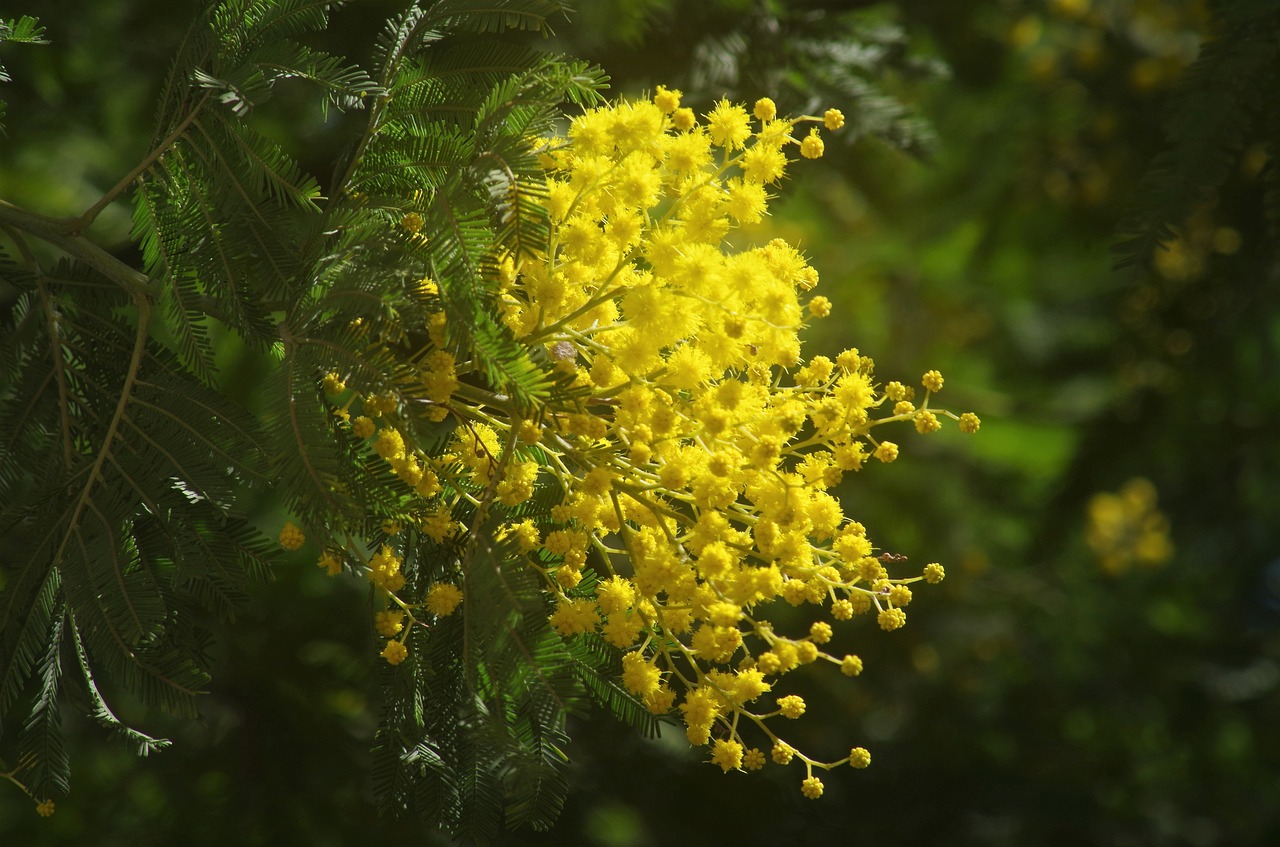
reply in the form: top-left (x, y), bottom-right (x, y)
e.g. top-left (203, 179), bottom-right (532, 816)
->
top-left (1115, 2), bottom-right (1280, 268)
top-left (3, 0), bottom-right (606, 831)
top-left (16, 609), bottom-right (70, 800)
top-left (0, 564), bottom-right (61, 723)
top-left (423, 0), bottom-right (569, 36)
top-left (68, 620), bottom-right (172, 757)
top-left (0, 14), bottom-right (48, 132)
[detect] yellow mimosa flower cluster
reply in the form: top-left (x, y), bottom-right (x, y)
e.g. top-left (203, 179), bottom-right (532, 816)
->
top-left (1086, 477), bottom-right (1173, 574)
top-left (305, 87), bottom-right (979, 797)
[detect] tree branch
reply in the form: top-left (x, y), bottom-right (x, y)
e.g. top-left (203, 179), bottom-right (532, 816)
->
top-left (0, 201), bottom-right (155, 297)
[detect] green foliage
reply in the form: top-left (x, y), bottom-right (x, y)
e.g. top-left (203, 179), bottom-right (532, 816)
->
top-left (1116, 0), bottom-right (1280, 267)
top-left (371, 530), bottom-right (584, 837)
top-left (556, 1), bottom-right (944, 155)
top-left (0, 15), bottom-right (47, 132)
top-left (1, 0), bottom-right (614, 839)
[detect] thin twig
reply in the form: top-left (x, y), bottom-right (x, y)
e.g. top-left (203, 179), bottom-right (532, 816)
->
top-left (68, 92), bottom-right (211, 233)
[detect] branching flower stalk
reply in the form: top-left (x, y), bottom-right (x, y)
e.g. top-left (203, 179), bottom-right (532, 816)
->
top-left (1, 755), bottom-right (55, 817)
top-left (303, 88), bottom-right (980, 798)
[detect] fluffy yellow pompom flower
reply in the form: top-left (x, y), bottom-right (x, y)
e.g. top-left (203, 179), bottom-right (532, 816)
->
top-left (367, 545), bottom-right (406, 593)
top-left (380, 640), bottom-right (408, 665)
top-left (549, 598), bottom-right (598, 636)
top-left (712, 739), bottom-right (745, 772)
top-left (800, 128), bottom-right (825, 158)
top-left (753, 97), bottom-right (777, 121)
top-left (742, 143), bottom-right (788, 183)
top-left (725, 177), bottom-right (768, 224)
top-left (914, 411), bottom-right (942, 434)
top-left (317, 550), bottom-right (342, 576)
top-left (778, 695), bottom-right (806, 719)
top-left (374, 428), bottom-right (405, 460)
top-left (510, 519), bottom-right (540, 552)
top-left (877, 608), bottom-right (907, 631)
top-left (621, 651), bottom-right (662, 697)
top-left (707, 100), bottom-right (752, 149)
top-left (654, 85), bottom-right (682, 113)
top-left (680, 688), bottom-right (720, 733)
top-left (426, 583), bottom-right (464, 617)
top-left (322, 371), bottom-right (346, 395)
top-left (596, 576), bottom-right (636, 615)
top-left (831, 599), bottom-right (854, 620)
top-left (874, 441), bottom-right (900, 463)
top-left (278, 522), bottom-right (305, 551)
top-left (375, 610), bottom-right (405, 637)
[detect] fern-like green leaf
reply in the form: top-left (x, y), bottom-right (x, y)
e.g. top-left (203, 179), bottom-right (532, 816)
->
top-left (0, 14), bottom-right (48, 133)
top-left (15, 608), bottom-right (70, 799)
top-left (1115, 3), bottom-right (1280, 268)
top-left (0, 563), bottom-right (61, 722)
top-left (68, 620), bottom-right (172, 757)
top-left (423, 0), bottom-right (570, 36)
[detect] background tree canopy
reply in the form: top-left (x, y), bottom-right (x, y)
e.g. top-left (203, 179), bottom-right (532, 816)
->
top-left (2, 0), bottom-right (1278, 845)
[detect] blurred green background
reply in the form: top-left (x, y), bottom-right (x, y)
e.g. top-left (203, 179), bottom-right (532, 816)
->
top-left (3, 0), bottom-right (1278, 844)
